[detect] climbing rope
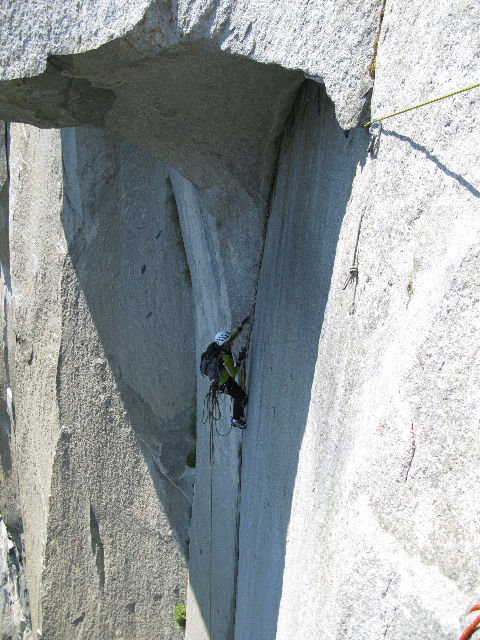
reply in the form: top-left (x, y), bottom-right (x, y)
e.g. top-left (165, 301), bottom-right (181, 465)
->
top-left (347, 82), bottom-right (480, 307)
top-left (202, 387), bottom-right (222, 425)
top-left (202, 387), bottom-right (225, 456)
top-left (202, 385), bottom-right (236, 439)
top-left (363, 81), bottom-right (480, 127)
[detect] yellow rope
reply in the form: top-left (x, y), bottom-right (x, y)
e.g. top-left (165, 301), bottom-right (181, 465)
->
top-left (363, 81), bottom-right (480, 127)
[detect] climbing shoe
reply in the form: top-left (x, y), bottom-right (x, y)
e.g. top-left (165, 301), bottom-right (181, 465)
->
top-left (231, 417), bottom-right (247, 429)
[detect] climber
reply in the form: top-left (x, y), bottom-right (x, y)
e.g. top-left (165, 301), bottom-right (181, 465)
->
top-left (215, 317), bottom-right (250, 428)
top-left (201, 317), bottom-right (250, 428)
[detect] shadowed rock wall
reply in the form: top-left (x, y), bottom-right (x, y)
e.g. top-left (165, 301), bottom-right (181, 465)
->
top-left (168, 166), bottom-right (264, 640)
top-left (5, 123), bottom-right (199, 638)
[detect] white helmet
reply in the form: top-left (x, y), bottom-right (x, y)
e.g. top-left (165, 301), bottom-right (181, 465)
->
top-left (214, 330), bottom-right (231, 346)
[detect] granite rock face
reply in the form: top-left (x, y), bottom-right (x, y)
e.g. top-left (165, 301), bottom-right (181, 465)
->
top-left (0, 519), bottom-right (32, 640)
top-left (5, 123), bottom-right (197, 638)
top-left (0, 0), bottom-right (384, 209)
top-left (0, 1), bottom-right (479, 639)
top-left (0, 0), bottom-right (381, 132)
top-left (272, 3), bottom-right (480, 637)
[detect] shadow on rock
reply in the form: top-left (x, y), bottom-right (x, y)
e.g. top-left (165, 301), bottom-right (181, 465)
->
top-left (59, 126), bottom-right (196, 556)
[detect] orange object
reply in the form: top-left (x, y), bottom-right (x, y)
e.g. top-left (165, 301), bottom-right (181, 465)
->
top-left (458, 605), bottom-right (480, 640)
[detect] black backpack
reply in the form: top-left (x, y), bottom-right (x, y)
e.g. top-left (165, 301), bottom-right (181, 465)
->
top-left (200, 342), bottom-right (224, 382)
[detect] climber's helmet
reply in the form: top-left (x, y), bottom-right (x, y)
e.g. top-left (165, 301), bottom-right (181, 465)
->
top-left (214, 330), bottom-right (231, 346)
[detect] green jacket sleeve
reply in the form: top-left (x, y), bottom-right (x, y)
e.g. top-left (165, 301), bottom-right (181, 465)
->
top-left (218, 323), bottom-right (245, 383)
top-left (230, 323), bottom-right (244, 341)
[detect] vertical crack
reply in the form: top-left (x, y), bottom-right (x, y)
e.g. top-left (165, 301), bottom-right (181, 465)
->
top-left (229, 89), bottom-right (306, 640)
top-left (382, 576), bottom-right (393, 598)
top-left (230, 86), bottom-right (309, 637)
top-left (89, 505), bottom-right (105, 589)
top-left (1, 122), bottom-right (10, 268)
top-left (383, 605), bottom-right (398, 638)
top-left (166, 175), bottom-right (192, 289)
top-left (4, 123), bottom-right (10, 183)
top-left (404, 422), bottom-right (416, 483)
top-left (368, 0), bottom-right (387, 80)
top-left (227, 439), bottom-right (243, 638)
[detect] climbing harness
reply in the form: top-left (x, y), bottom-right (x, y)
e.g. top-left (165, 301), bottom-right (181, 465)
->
top-left (363, 81), bottom-right (480, 127)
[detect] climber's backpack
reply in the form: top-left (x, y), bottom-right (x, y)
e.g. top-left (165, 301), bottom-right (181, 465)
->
top-left (200, 342), bottom-right (223, 382)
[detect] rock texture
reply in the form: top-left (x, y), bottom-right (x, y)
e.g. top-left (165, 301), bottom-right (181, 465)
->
top-left (234, 82), bottom-right (370, 640)
top-left (169, 168), bottom-right (263, 639)
top-left (239, 2), bottom-right (480, 638)
top-left (0, 0), bottom-right (381, 130)
top-left (0, 123), bottom-right (8, 265)
top-left (5, 123), bottom-right (198, 638)
top-left (0, 0), bottom-right (385, 209)
top-left (0, 1), bottom-right (479, 640)
top-left (0, 518), bottom-right (32, 640)
top-left (0, 121), bottom-right (17, 536)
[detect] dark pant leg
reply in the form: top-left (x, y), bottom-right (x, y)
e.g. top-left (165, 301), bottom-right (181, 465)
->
top-left (225, 379), bottom-right (247, 420)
